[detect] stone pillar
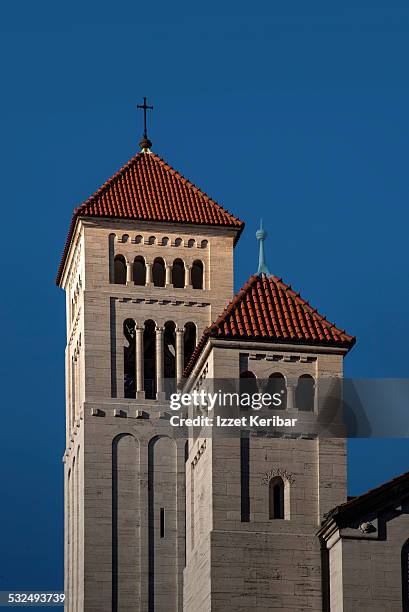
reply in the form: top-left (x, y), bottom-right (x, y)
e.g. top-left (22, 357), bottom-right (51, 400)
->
top-left (145, 263), bottom-right (152, 286)
top-left (165, 264), bottom-right (172, 287)
top-left (126, 261), bottom-right (133, 284)
top-left (287, 381), bottom-right (295, 410)
top-left (184, 264), bottom-right (191, 288)
top-left (176, 327), bottom-right (184, 385)
top-left (135, 324), bottom-right (144, 393)
top-left (155, 326), bottom-right (164, 395)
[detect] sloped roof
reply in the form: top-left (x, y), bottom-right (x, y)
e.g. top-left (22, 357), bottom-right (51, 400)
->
top-left (321, 469), bottom-right (409, 529)
top-left (56, 150), bottom-right (244, 285)
top-left (184, 273), bottom-right (355, 377)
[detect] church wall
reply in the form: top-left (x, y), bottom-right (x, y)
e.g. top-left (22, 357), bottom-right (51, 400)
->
top-left (335, 512), bottom-right (409, 611)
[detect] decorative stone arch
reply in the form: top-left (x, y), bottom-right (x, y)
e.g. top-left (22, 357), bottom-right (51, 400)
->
top-left (200, 239), bottom-right (208, 249)
top-left (147, 235), bottom-right (156, 245)
top-left (135, 234), bottom-right (143, 244)
top-left (187, 238), bottom-right (196, 248)
top-left (161, 236), bottom-right (169, 246)
top-left (174, 237), bottom-right (183, 247)
top-left (121, 234), bottom-right (129, 243)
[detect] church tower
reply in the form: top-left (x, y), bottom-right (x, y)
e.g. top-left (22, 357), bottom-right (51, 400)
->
top-left (56, 106), bottom-right (244, 611)
top-left (57, 105), bottom-right (356, 611)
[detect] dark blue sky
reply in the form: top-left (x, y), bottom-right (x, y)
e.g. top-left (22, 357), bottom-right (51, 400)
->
top-left (0, 0), bottom-right (408, 596)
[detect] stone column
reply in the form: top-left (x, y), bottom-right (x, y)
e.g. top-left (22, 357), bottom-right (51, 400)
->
top-left (287, 381), bottom-right (295, 410)
top-left (155, 326), bottom-right (164, 395)
top-left (176, 327), bottom-right (184, 385)
top-left (165, 264), bottom-right (172, 287)
top-left (145, 263), bottom-right (152, 286)
top-left (135, 324), bottom-right (144, 394)
top-left (184, 264), bottom-right (191, 288)
top-left (126, 261), bottom-right (133, 284)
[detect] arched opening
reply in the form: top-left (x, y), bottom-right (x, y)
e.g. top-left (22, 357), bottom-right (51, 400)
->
top-left (121, 234), bottom-right (129, 243)
top-left (200, 239), bottom-right (208, 248)
top-left (402, 539), bottom-right (409, 611)
top-left (162, 236), bottom-right (169, 246)
top-left (296, 374), bottom-right (315, 411)
top-left (174, 237), bottom-right (183, 247)
top-left (172, 259), bottom-right (185, 288)
top-left (191, 260), bottom-right (204, 290)
top-left (187, 239), bottom-right (195, 248)
top-left (133, 256), bottom-right (146, 286)
top-left (184, 322), bottom-right (196, 369)
top-left (135, 235), bottom-right (143, 244)
top-left (123, 319), bottom-right (135, 398)
top-left (269, 477), bottom-right (285, 519)
top-left (143, 320), bottom-right (156, 399)
top-left (114, 255), bottom-right (126, 285)
top-left (148, 236), bottom-right (156, 245)
top-left (164, 321), bottom-right (176, 398)
top-left (266, 373), bottom-right (287, 410)
top-left (152, 258), bottom-right (165, 287)
top-left (239, 371), bottom-right (258, 410)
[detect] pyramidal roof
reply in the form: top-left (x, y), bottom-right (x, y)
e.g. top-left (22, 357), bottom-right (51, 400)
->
top-left (56, 150), bottom-right (244, 284)
top-left (184, 273), bottom-right (355, 377)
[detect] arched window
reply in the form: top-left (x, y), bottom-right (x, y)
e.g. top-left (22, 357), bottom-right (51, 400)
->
top-left (162, 236), bottom-right (169, 246)
top-left (135, 235), bottom-right (143, 244)
top-left (296, 374), bottom-right (315, 411)
top-left (152, 258), bottom-right (165, 287)
top-left (269, 477), bottom-right (285, 519)
top-left (266, 373), bottom-right (287, 410)
top-left (402, 539), bottom-right (409, 611)
top-left (164, 321), bottom-right (176, 398)
top-left (172, 259), bottom-right (185, 288)
top-left (200, 239), bottom-right (208, 249)
top-left (184, 322), bottom-right (196, 369)
top-left (114, 255), bottom-right (126, 285)
top-left (123, 319), bottom-right (135, 398)
top-left (148, 236), bottom-right (156, 245)
top-left (191, 260), bottom-right (204, 290)
top-left (133, 256), bottom-right (146, 286)
top-left (187, 239), bottom-right (195, 248)
top-left (240, 371), bottom-right (258, 410)
top-left (143, 320), bottom-right (156, 399)
top-left (121, 234), bottom-right (129, 243)
top-left (174, 237), bottom-right (183, 247)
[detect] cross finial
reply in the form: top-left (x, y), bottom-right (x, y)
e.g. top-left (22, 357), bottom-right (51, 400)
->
top-left (137, 96), bottom-right (154, 151)
top-left (256, 219), bottom-right (270, 275)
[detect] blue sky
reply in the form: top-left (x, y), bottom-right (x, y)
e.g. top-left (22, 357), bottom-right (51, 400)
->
top-left (0, 0), bottom-right (408, 595)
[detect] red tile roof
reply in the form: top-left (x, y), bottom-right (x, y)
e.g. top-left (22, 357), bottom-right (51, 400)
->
top-left (184, 273), bottom-right (355, 377)
top-left (56, 151), bottom-right (244, 285)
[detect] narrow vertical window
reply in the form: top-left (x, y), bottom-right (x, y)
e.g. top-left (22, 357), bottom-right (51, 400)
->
top-left (133, 256), bottom-right (146, 286)
top-left (240, 432), bottom-right (250, 522)
top-left (269, 477), bottom-right (285, 519)
top-left (296, 374), bottom-right (315, 411)
top-left (152, 258), bottom-right (165, 287)
top-left (172, 259), bottom-right (184, 288)
top-left (160, 508), bottom-right (165, 538)
top-left (402, 539), bottom-right (409, 611)
top-left (184, 322), bottom-right (196, 369)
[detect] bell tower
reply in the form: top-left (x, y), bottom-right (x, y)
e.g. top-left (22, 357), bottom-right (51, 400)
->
top-left (57, 115), bottom-right (244, 611)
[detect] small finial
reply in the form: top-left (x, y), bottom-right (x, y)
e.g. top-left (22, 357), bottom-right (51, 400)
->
top-left (256, 219), bottom-right (270, 275)
top-left (137, 97), bottom-right (154, 151)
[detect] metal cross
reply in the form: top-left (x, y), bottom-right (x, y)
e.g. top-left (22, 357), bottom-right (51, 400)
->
top-left (137, 97), bottom-right (154, 140)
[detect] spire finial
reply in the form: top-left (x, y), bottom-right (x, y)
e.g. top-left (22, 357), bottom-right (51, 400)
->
top-left (137, 96), bottom-right (154, 151)
top-left (256, 219), bottom-right (270, 275)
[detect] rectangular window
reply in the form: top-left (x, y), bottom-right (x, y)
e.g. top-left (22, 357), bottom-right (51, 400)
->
top-left (160, 507), bottom-right (165, 538)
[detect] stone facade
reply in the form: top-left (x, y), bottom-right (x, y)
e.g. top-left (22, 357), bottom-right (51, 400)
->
top-left (59, 158), bottom-right (409, 612)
